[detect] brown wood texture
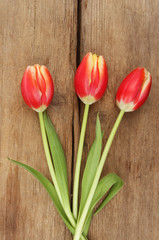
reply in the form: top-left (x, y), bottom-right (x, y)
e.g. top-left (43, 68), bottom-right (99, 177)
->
top-left (0, 0), bottom-right (159, 240)
top-left (0, 0), bottom-right (77, 239)
top-left (79, 0), bottom-right (159, 240)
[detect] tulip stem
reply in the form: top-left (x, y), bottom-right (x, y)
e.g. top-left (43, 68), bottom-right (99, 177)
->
top-left (38, 112), bottom-right (63, 204)
top-left (39, 112), bottom-right (87, 240)
top-left (73, 110), bottom-right (125, 240)
top-left (73, 104), bottom-right (90, 219)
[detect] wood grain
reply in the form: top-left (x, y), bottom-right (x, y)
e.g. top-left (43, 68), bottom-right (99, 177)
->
top-left (1, 0), bottom-right (159, 239)
top-left (0, 0), bottom-right (77, 239)
top-left (79, 0), bottom-right (159, 239)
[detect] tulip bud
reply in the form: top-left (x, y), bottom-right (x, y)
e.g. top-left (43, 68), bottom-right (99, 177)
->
top-left (21, 64), bottom-right (54, 112)
top-left (116, 68), bottom-right (152, 112)
top-left (74, 52), bottom-right (108, 104)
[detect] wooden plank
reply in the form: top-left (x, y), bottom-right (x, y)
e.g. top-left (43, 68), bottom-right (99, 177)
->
top-left (0, 0), bottom-right (77, 239)
top-left (79, 0), bottom-right (159, 239)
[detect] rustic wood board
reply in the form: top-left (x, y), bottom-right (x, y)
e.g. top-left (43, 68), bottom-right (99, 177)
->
top-left (0, 0), bottom-right (159, 240)
top-left (0, 0), bottom-right (77, 239)
top-left (79, 0), bottom-right (159, 240)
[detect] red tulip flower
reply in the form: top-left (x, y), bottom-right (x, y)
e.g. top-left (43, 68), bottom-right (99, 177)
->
top-left (116, 68), bottom-right (152, 112)
top-left (21, 64), bottom-right (54, 112)
top-left (74, 52), bottom-right (108, 104)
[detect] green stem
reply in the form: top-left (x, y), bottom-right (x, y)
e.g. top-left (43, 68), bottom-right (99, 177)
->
top-left (73, 104), bottom-right (90, 219)
top-left (39, 112), bottom-right (87, 240)
top-left (73, 110), bottom-right (125, 240)
top-left (39, 112), bottom-right (63, 204)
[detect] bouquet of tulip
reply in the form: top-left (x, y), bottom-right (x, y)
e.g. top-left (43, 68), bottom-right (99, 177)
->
top-left (9, 53), bottom-right (152, 240)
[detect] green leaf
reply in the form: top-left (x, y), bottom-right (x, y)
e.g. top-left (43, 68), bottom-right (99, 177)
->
top-left (8, 159), bottom-right (74, 234)
top-left (94, 173), bottom-right (124, 215)
top-left (83, 212), bottom-right (92, 236)
top-left (43, 111), bottom-right (70, 209)
top-left (85, 173), bottom-right (124, 220)
top-left (79, 114), bottom-right (102, 217)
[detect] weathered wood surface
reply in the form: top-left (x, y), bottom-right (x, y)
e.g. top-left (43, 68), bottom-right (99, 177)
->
top-left (79, 1), bottom-right (159, 240)
top-left (0, 0), bottom-right (159, 240)
top-left (0, 0), bottom-right (77, 239)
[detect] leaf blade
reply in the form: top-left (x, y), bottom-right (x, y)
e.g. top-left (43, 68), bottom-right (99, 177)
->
top-left (79, 114), bottom-right (102, 216)
top-left (86, 173), bottom-right (124, 218)
top-left (43, 111), bottom-right (70, 208)
top-left (83, 212), bottom-right (92, 236)
top-left (8, 158), bottom-right (74, 233)
top-left (94, 173), bottom-right (124, 215)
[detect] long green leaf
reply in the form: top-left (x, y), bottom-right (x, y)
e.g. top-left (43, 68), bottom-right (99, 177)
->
top-left (43, 112), bottom-right (70, 209)
top-left (85, 173), bottom-right (123, 220)
top-left (79, 114), bottom-right (102, 217)
top-left (83, 212), bottom-right (92, 236)
top-left (8, 159), bottom-right (74, 233)
top-left (94, 173), bottom-right (124, 215)
top-left (82, 173), bottom-right (123, 230)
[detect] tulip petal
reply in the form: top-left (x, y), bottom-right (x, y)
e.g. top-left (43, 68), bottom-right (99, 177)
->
top-left (40, 65), bottom-right (54, 106)
top-left (74, 53), bottom-right (108, 104)
top-left (21, 65), bottom-right (54, 112)
top-left (117, 68), bottom-right (144, 104)
top-left (74, 53), bottom-right (94, 98)
top-left (34, 64), bottom-right (47, 105)
top-left (21, 68), bottom-right (33, 108)
top-left (133, 69), bottom-right (152, 110)
top-left (116, 68), bottom-right (152, 112)
top-left (90, 57), bottom-right (100, 96)
top-left (94, 56), bottom-right (108, 100)
top-left (21, 66), bottom-right (42, 109)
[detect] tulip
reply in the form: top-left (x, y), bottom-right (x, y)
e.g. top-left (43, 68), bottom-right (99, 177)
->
top-left (74, 67), bottom-right (152, 240)
top-left (116, 68), bottom-right (152, 112)
top-left (73, 53), bottom-right (108, 219)
top-left (21, 66), bottom-right (88, 239)
top-left (21, 64), bottom-right (54, 112)
top-left (74, 52), bottom-right (108, 105)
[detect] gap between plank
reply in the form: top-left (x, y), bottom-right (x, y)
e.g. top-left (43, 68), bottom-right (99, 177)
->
top-left (70, 0), bottom-right (82, 210)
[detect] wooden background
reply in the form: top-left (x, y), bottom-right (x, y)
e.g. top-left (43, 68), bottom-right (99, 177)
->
top-left (0, 0), bottom-right (159, 239)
